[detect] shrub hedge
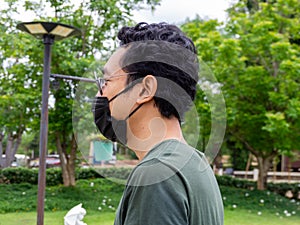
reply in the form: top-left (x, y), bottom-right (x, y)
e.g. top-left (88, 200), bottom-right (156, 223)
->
top-left (216, 175), bottom-right (300, 200)
top-left (0, 167), bottom-right (132, 186)
top-left (0, 167), bottom-right (299, 199)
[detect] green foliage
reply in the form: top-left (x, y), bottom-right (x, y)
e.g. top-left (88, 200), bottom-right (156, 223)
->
top-left (268, 182), bottom-right (300, 199)
top-left (217, 175), bottom-right (300, 200)
top-left (1, 167), bottom-right (299, 202)
top-left (0, 168), bottom-right (38, 184)
top-left (217, 175), bottom-right (257, 190)
top-left (0, 0), bottom-right (161, 182)
top-left (0, 179), bottom-right (123, 213)
top-left (182, 0), bottom-right (300, 189)
top-left (221, 184), bottom-right (300, 217)
top-left (76, 167), bottom-right (132, 181)
top-left (0, 167), bottom-right (133, 186)
top-left (0, 167), bottom-right (63, 186)
top-left (0, 175), bottom-right (299, 221)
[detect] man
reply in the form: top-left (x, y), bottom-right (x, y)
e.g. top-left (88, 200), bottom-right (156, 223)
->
top-left (93, 22), bottom-right (224, 225)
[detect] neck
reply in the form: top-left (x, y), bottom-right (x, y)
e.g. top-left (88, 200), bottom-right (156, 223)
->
top-left (127, 114), bottom-right (186, 160)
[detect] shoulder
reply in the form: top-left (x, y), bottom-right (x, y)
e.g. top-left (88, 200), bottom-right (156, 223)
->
top-left (127, 140), bottom-right (210, 186)
top-left (120, 168), bottom-right (190, 225)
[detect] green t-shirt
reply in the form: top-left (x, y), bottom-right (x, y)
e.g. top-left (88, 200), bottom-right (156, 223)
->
top-left (114, 139), bottom-right (224, 225)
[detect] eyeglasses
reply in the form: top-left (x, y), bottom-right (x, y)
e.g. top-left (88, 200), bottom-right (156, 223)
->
top-left (95, 72), bottom-right (137, 95)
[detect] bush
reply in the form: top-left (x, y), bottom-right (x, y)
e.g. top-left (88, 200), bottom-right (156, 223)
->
top-left (0, 167), bottom-right (298, 200)
top-left (267, 182), bottom-right (300, 199)
top-left (216, 175), bottom-right (257, 189)
top-left (0, 167), bottom-right (63, 186)
top-left (0, 167), bottom-right (39, 184)
top-left (46, 168), bottom-right (63, 186)
top-left (217, 175), bottom-right (300, 200)
top-left (0, 167), bottom-right (133, 186)
top-left (76, 168), bottom-right (104, 180)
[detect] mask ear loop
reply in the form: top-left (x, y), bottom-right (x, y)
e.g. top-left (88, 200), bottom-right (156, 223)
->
top-left (107, 78), bottom-right (144, 119)
top-left (124, 103), bottom-right (144, 120)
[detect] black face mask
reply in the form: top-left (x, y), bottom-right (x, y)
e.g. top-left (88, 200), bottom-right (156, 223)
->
top-left (92, 86), bottom-right (142, 145)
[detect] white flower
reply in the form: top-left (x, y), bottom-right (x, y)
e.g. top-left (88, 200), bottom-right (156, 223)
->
top-left (232, 204), bottom-right (237, 209)
top-left (98, 207), bottom-right (102, 210)
top-left (260, 199), bottom-right (264, 204)
top-left (22, 192), bottom-right (26, 195)
top-left (90, 182), bottom-right (94, 187)
top-left (257, 212), bottom-right (262, 216)
top-left (245, 193), bottom-right (249, 197)
top-left (223, 196), bottom-right (226, 201)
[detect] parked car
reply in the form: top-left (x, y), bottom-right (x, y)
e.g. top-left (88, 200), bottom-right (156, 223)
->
top-left (30, 154), bottom-right (61, 168)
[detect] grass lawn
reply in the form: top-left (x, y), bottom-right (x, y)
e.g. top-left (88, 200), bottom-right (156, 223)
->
top-left (0, 209), bottom-right (299, 225)
top-left (0, 178), bottom-right (299, 224)
top-left (0, 211), bottom-right (114, 225)
top-left (224, 209), bottom-right (300, 225)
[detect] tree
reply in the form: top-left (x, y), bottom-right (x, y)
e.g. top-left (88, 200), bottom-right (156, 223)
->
top-left (182, 0), bottom-right (300, 190)
top-left (0, 1), bottom-right (42, 168)
top-left (0, 0), bottom-right (161, 185)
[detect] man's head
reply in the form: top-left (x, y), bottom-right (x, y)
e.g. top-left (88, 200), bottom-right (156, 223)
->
top-left (94, 22), bottom-right (199, 152)
top-left (116, 22), bottom-right (199, 122)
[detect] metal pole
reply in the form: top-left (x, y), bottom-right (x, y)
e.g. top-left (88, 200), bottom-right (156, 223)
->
top-left (50, 73), bottom-right (95, 83)
top-left (37, 34), bottom-right (54, 225)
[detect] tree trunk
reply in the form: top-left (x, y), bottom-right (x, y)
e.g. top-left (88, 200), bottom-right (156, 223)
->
top-left (68, 133), bottom-right (77, 186)
top-left (0, 132), bottom-right (4, 168)
top-left (256, 155), bottom-right (273, 190)
top-left (12, 132), bottom-right (22, 160)
top-left (235, 135), bottom-right (278, 191)
top-left (5, 133), bottom-right (13, 167)
top-left (4, 132), bottom-right (22, 168)
top-left (55, 131), bottom-right (77, 187)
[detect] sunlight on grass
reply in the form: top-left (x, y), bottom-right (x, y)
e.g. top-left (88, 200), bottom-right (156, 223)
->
top-left (1, 209), bottom-right (299, 225)
top-left (0, 211), bottom-right (115, 225)
top-left (224, 209), bottom-right (300, 225)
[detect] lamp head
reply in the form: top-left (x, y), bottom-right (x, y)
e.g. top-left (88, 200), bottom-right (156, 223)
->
top-left (17, 21), bottom-right (81, 41)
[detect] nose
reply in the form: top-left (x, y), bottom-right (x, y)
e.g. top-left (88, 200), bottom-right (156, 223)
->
top-left (96, 91), bottom-right (102, 97)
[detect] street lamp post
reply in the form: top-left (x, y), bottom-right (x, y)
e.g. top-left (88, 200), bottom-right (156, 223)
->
top-left (17, 21), bottom-right (81, 225)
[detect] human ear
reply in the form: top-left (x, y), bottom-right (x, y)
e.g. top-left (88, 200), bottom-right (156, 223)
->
top-left (137, 75), bottom-right (157, 104)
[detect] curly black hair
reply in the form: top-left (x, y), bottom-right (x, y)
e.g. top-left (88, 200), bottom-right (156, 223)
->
top-left (117, 22), bottom-right (199, 122)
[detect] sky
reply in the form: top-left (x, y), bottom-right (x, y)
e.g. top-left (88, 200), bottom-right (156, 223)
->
top-left (132, 0), bottom-right (233, 24)
top-left (3, 0), bottom-right (233, 25)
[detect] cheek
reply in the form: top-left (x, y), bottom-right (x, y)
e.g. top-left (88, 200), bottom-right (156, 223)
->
top-left (102, 84), bottom-right (117, 99)
top-left (110, 94), bottom-right (137, 119)
top-left (103, 79), bottom-right (128, 99)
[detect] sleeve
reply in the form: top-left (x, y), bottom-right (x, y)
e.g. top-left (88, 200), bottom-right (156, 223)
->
top-left (121, 173), bottom-right (190, 225)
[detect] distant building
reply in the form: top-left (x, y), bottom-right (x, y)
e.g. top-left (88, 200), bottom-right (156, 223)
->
top-left (281, 152), bottom-right (300, 172)
top-left (89, 140), bottom-right (114, 165)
